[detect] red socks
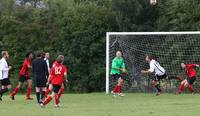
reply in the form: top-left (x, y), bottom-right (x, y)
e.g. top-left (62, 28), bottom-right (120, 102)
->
top-left (178, 84), bottom-right (184, 93)
top-left (113, 85), bottom-right (119, 93)
top-left (11, 87), bottom-right (20, 97)
top-left (58, 88), bottom-right (64, 100)
top-left (113, 85), bottom-right (122, 93)
top-left (55, 95), bottom-right (59, 105)
top-left (11, 87), bottom-right (32, 98)
top-left (178, 84), bottom-right (194, 93)
top-left (118, 86), bottom-right (122, 93)
top-left (45, 89), bottom-right (52, 97)
top-left (43, 96), bottom-right (53, 105)
top-left (26, 87), bottom-right (32, 98)
top-left (187, 84), bottom-right (194, 92)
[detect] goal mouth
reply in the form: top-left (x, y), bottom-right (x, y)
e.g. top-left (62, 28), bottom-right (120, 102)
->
top-left (106, 32), bottom-right (200, 94)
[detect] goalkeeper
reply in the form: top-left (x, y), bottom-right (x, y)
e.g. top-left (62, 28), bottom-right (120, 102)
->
top-left (141, 54), bottom-right (182, 96)
top-left (110, 51), bottom-right (127, 97)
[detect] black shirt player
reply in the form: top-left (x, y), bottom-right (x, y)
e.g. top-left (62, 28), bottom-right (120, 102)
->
top-left (32, 52), bottom-right (48, 103)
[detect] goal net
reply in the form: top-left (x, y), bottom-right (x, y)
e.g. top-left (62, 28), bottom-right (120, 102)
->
top-left (106, 32), bottom-right (200, 94)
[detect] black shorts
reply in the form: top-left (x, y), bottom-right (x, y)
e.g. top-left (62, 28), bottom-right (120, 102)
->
top-left (35, 78), bottom-right (47, 87)
top-left (19, 75), bottom-right (31, 83)
top-left (1, 78), bottom-right (11, 86)
top-left (154, 73), bottom-right (167, 81)
top-left (187, 77), bottom-right (196, 85)
top-left (111, 74), bottom-right (126, 80)
top-left (111, 74), bottom-right (121, 80)
top-left (53, 84), bottom-right (61, 93)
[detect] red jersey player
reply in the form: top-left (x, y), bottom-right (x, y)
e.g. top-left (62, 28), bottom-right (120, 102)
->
top-left (40, 55), bottom-right (67, 108)
top-left (45, 60), bottom-right (66, 105)
top-left (11, 52), bottom-right (34, 100)
top-left (178, 63), bottom-right (199, 94)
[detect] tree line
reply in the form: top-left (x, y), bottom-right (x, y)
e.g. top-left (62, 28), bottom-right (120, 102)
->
top-left (0, 0), bottom-right (199, 92)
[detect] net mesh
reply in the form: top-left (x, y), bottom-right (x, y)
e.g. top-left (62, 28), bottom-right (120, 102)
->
top-left (109, 34), bottom-right (200, 93)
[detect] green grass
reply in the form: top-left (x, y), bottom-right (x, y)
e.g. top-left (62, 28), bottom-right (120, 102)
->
top-left (0, 93), bottom-right (200, 116)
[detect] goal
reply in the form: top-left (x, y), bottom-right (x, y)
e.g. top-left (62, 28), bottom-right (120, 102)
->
top-left (106, 32), bottom-right (200, 94)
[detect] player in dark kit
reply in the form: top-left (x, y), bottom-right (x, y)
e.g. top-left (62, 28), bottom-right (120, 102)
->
top-left (32, 52), bottom-right (48, 103)
top-left (178, 63), bottom-right (199, 94)
top-left (10, 52), bottom-right (34, 100)
top-left (40, 55), bottom-right (67, 108)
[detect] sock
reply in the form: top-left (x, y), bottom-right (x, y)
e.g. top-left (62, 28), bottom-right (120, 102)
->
top-left (43, 96), bottom-right (52, 105)
top-left (113, 85), bottom-right (119, 93)
top-left (45, 89), bottom-right (51, 97)
top-left (41, 91), bottom-right (45, 100)
top-left (187, 84), bottom-right (194, 92)
top-left (36, 92), bottom-right (40, 103)
top-left (26, 87), bottom-right (32, 98)
top-left (0, 88), bottom-right (8, 96)
top-left (55, 94), bottom-right (59, 105)
top-left (118, 85), bottom-right (122, 93)
top-left (58, 88), bottom-right (64, 100)
top-left (178, 84), bottom-right (184, 93)
top-left (168, 76), bottom-right (182, 82)
top-left (155, 84), bottom-right (161, 93)
top-left (11, 87), bottom-right (20, 97)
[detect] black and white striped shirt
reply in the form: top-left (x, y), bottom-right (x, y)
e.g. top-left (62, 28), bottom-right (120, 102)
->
top-left (148, 59), bottom-right (165, 76)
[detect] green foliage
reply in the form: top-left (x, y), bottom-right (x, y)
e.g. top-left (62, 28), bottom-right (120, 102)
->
top-left (0, 0), bottom-right (118, 92)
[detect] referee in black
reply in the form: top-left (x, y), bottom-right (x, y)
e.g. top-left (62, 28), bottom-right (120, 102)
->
top-left (32, 52), bottom-right (48, 103)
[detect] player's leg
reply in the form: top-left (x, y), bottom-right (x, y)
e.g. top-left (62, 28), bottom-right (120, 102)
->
top-left (0, 78), bottom-right (12, 100)
top-left (178, 79), bottom-right (187, 94)
top-left (54, 85), bottom-right (61, 107)
top-left (40, 77), bottom-right (47, 101)
top-left (41, 84), bottom-right (61, 108)
top-left (111, 74), bottom-right (121, 96)
top-left (41, 92), bottom-right (55, 108)
top-left (35, 87), bottom-right (41, 103)
top-left (0, 85), bottom-right (5, 101)
top-left (41, 87), bottom-right (46, 102)
top-left (167, 75), bottom-right (183, 82)
top-left (185, 77), bottom-right (196, 93)
top-left (152, 76), bottom-right (161, 96)
top-left (10, 78), bottom-right (23, 100)
top-left (118, 77), bottom-right (125, 96)
top-left (26, 78), bottom-right (33, 100)
top-left (57, 83), bottom-right (65, 101)
top-left (45, 83), bottom-right (53, 97)
top-left (153, 80), bottom-right (161, 95)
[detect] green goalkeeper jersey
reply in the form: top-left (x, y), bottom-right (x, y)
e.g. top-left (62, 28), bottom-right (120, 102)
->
top-left (110, 57), bottom-right (125, 75)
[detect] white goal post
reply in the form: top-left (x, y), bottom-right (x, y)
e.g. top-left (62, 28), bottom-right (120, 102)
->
top-left (106, 31), bottom-right (200, 94)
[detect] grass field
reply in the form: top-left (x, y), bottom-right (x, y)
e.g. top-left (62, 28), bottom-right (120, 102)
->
top-left (0, 93), bottom-right (200, 116)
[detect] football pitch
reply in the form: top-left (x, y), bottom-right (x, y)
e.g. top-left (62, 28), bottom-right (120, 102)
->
top-left (0, 93), bottom-right (200, 116)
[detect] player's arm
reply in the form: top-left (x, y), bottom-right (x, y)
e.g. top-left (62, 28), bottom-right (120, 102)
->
top-left (44, 61), bottom-right (49, 77)
top-left (26, 60), bottom-right (32, 69)
top-left (47, 67), bottom-right (54, 85)
top-left (192, 64), bottom-right (199, 67)
top-left (0, 62), bottom-right (11, 71)
top-left (141, 63), bottom-right (154, 74)
top-left (120, 60), bottom-right (127, 72)
top-left (111, 59), bottom-right (126, 72)
top-left (27, 64), bottom-right (32, 68)
top-left (64, 72), bottom-right (68, 83)
top-left (46, 75), bottom-right (52, 85)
